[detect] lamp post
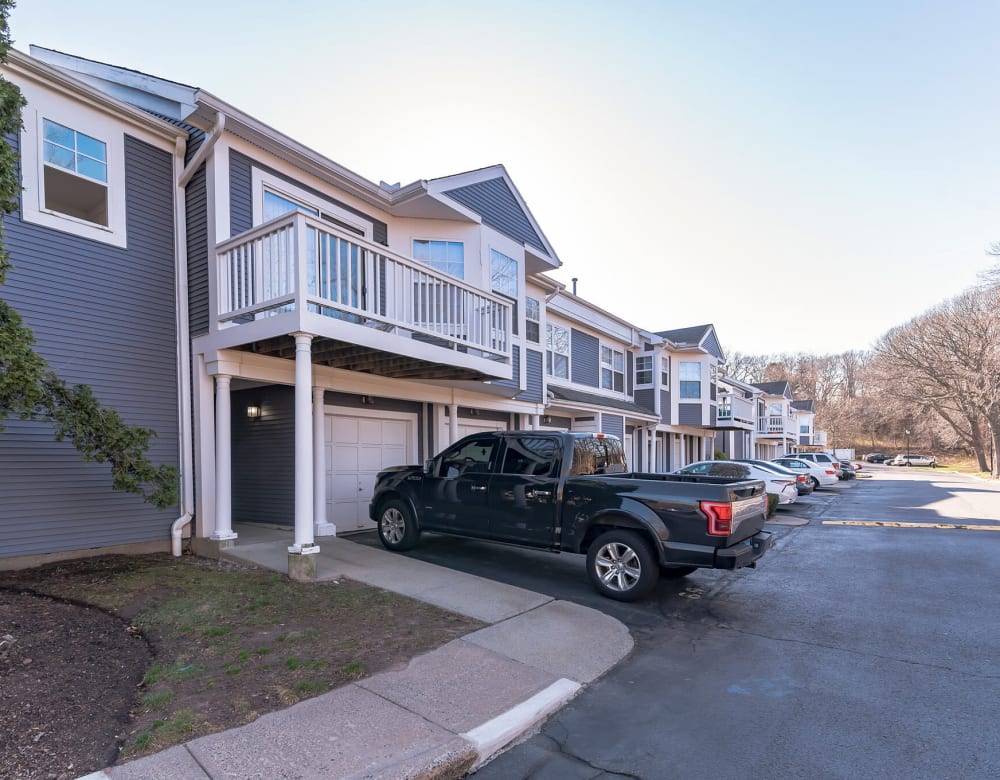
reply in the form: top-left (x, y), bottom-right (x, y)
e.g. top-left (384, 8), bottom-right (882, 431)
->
top-left (904, 429), bottom-right (911, 456)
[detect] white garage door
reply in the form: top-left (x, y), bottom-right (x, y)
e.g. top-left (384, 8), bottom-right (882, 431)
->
top-left (439, 417), bottom-right (507, 447)
top-left (327, 410), bottom-right (416, 532)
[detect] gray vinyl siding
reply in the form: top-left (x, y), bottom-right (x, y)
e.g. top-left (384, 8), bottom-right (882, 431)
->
top-left (229, 150), bottom-right (388, 244)
top-left (734, 434), bottom-right (745, 459)
top-left (185, 156), bottom-right (209, 335)
top-left (660, 389), bottom-right (671, 424)
top-left (1, 135), bottom-right (179, 558)
top-left (710, 382), bottom-right (717, 401)
top-left (571, 329), bottom-right (599, 387)
top-left (710, 404), bottom-right (717, 426)
top-left (799, 435), bottom-right (810, 445)
top-left (516, 349), bottom-right (544, 403)
top-left (231, 386), bottom-right (294, 523)
top-left (678, 403), bottom-right (703, 426)
top-left (626, 352), bottom-right (634, 396)
top-left (442, 177), bottom-right (544, 252)
top-left (231, 388), bottom-right (426, 524)
top-left (634, 388), bottom-right (655, 414)
top-left (492, 344), bottom-right (520, 391)
top-left (601, 414), bottom-right (625, 439)
top-left (702, 329), bottom-right (724, 360)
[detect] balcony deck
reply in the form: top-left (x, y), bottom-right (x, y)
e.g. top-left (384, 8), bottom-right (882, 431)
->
top-left (756, 414), bottom-right (798, 439)
top-left (204, 212), bottom-right (513, 381)
top-left (714, 394), bottom-right (755, 430)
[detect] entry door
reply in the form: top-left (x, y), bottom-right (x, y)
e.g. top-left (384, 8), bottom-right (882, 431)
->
top-left (328, 411), bottom-right (415, 532)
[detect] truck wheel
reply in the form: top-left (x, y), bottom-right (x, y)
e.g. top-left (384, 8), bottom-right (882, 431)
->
top-left (587, 530), bottom-right (659, 601)
top-left (377, 500), bottom-right (420, 551)
top-left (660, 565), bottom-right (697, 579)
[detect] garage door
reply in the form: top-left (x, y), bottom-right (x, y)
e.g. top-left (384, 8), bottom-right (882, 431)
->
top-left (439, 417), bottom-right (507, 447)
top-left (327, 410), bottom-right (416, 532)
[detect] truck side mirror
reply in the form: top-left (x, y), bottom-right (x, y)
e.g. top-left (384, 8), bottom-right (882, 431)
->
top-left (423, 458), bottom-right (435, 476)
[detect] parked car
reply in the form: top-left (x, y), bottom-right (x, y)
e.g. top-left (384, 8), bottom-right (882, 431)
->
top-left (787, 452), bottom-right (843, 476)
top-left (838, 461), bottom-right (857, 480)
top-left (675, 461), bottom-right (798, 506)
top-left (889, 453), bottom-right (937, 467)
top-left (371, 432), bottom-right (772, 601)
top-left (772, 457), bottom-right (841, 488)
top-left (734, 459), bottom-right (815, 495)
top-left (864, 452), bottom-right (890, 463)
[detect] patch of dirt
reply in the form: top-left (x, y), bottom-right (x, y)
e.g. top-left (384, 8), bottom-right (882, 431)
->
top-left (0, 554), bottom-right (483, 779)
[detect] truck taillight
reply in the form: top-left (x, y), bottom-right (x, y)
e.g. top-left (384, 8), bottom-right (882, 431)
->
top-left (701, 501), bottom-right (732, 536)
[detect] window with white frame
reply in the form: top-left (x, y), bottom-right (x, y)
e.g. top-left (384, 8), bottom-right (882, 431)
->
top-left (635, 355), bottom-right (653, 386)
top-left (413, 240), bottom-right (464, 279)
top-left (661, 356), bottom-right (670, 386)
top-left (525, 297), bottom-right (540, 343)
top-left (252, 169), bottom-right (372, 239)
top-left (679, 361), bottom-right (701, 399)
top-left (546, 323), bottom-right (569, 379)
top-left (601, 346), bottom-right (625, 392)
top-left (42, 119), bottom-right (109, 226)
top-left (490, 249), bottom-right (517, 297)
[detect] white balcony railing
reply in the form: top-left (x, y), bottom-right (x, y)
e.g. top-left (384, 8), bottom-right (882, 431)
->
top-left (717, 394), bottom-right (754, 426)
top-left (756, 415), bottom-right (797, 437)
top-left (215, 212), bottom-right (511, 360)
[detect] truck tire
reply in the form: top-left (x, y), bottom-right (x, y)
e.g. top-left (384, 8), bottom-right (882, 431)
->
top-left (587, 529), bottom-right (659, 601)
top-left (376, 500), bottom-right (421, 551)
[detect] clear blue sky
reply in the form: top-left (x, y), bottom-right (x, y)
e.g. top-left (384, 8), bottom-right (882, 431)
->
top-left (12, 0), bottom-right (999, 356)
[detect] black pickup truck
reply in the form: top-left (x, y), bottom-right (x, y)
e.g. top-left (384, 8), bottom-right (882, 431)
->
top-left (369, 431), bottom-right (772, 601)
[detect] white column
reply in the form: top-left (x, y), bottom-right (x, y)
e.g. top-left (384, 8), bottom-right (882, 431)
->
top-left (212, 375), bottom-right (236, 541)
top-left (449, 403), bottom-right (459, 444)
top-left (313, 386), bottom-right (335, 537)
top-left (531, 414), bottom-right (540, 430)
top-left (648, 428), bottom-right (657, 472)
top-left (290, 334), bottom-right (318, 554)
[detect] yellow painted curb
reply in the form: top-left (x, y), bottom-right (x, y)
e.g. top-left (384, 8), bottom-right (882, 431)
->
top-left (822, 521), bottom-right (1000, 531)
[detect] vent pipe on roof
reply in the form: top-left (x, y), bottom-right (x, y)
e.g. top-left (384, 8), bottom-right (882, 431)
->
top-left (572, 277), bottom-right (578, 295)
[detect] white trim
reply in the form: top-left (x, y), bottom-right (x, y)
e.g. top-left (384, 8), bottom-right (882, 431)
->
top-left (251, 167), bottom-right (373, 240)
top-left (20, 96), bottom-right (127, 248)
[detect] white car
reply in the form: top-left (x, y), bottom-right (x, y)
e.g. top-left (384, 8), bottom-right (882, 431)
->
top-left (772, 457), bottom-right (840, 488)
top-left (889, 453), bottom-right (937, 467)
top-left (674, 460), bottom-right (798, 505)
top-left (785, 452), bottom-right (843, 475)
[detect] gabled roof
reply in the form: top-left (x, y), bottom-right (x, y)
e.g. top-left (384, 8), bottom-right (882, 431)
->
top-left (655, 324), bottom-right (724, 361)
top-left (754, 381), bottom-right (792, 398)
top-left (791, 400), bottom-right (815, 413)
top-left (428, 166), bottom-right (561, 273)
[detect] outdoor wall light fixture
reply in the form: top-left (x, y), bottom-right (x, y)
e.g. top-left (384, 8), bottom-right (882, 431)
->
top-left (360, 396), bottom-right (376, 405)
top-left (542, 415), bottom-right (552, 425)
top-left (246, 405), bottom-right (262, 420)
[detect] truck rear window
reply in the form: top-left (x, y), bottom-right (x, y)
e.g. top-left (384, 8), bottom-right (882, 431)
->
top-left (571, 437), bottom-right (627, 476)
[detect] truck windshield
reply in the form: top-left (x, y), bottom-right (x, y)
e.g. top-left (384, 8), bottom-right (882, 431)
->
top-left (570, 437), bottom-right (627, 476)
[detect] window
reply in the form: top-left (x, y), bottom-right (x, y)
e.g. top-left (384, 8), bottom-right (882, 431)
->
top-left (501, 437), bottom-right (559, 477)
top-left (601, 346), bottom-right (625, 392)
top-left (680, 362), bottom-right (701, 399)
top-left (490, 249), bottom-right (517, 297)
top-left (525, 297), bottom-right (540, 343)
top-left (800, 425), bottom-right (810, 434)
top-left (253, 169), bottom-right (372, 239)
top-left (439, 437), bottom-right (497, 477)
top-left (42, 119), bottom-right (108, 226)
top-left (635, 355), bottom-right (653, 386)
top-left (546, 323), bottom-right (569, 379)
top-left (661, 357), bottom-right (670, 386)
top-left (413, 240), bottom-right (464, 279)
top-left (570, 436), bottom-right (628, 476)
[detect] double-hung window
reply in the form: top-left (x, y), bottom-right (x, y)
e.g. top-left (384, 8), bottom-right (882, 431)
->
top-left (525, 297), bottom-right (540, 343)
top-left (601, 346), bottom-right (625, 392)
top-left (679, 362), bottom-right (701, 399)
top-left (635, 355), bottom-right (653, 386)
top-left (42, 119), bottom-right (109, 227)
top-left (661, 357), bottom-right (670, 387)
top-left (413, 240), bottom-right (464, 279)
top-left (490, 249), bottom-right (517, 297)
top-left (546, 323), bottom-right (569, 379)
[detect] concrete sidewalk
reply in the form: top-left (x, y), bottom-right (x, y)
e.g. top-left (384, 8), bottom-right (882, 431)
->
top-left (83, 526), bottom-right (633, 779)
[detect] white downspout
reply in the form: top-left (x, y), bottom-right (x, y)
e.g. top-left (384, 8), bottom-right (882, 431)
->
top-left (171, 112), bottom-right (227, 555)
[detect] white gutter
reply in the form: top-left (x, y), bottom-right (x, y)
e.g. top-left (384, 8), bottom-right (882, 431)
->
top-left (171, 133), bottom-right (196, 556)
top-left (178, 112), bottom-right (224, 188)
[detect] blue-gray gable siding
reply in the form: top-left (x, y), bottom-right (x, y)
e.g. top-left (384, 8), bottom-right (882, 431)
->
top-left (515, 349), bottom-right (544, 403)
top-left (1, 135), bottom-right (179, 558)
top-left (660, 389), bottom-right (671, 424)
top-left (571, 329), bottom-right (599, 387)
top-left (678, 403), bottom-right (702, 426)
top-left (634, 388), bottom-right (655, 415)
top-left (702, 329), bottom-right (724, 360)
top-left (229, 150), bottom-right (388, 244)
top-left (492, 344), bottom-right (520, 391)
top-left (442, 177), bottom-right (544, 252)
top-left (601, 414), bottom-right (625, 439)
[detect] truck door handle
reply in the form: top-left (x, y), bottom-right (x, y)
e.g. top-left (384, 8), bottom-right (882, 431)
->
top-left (530, 490), bottom-right (552, 498)
top-left (471, 485), bottom-right (487, 492)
